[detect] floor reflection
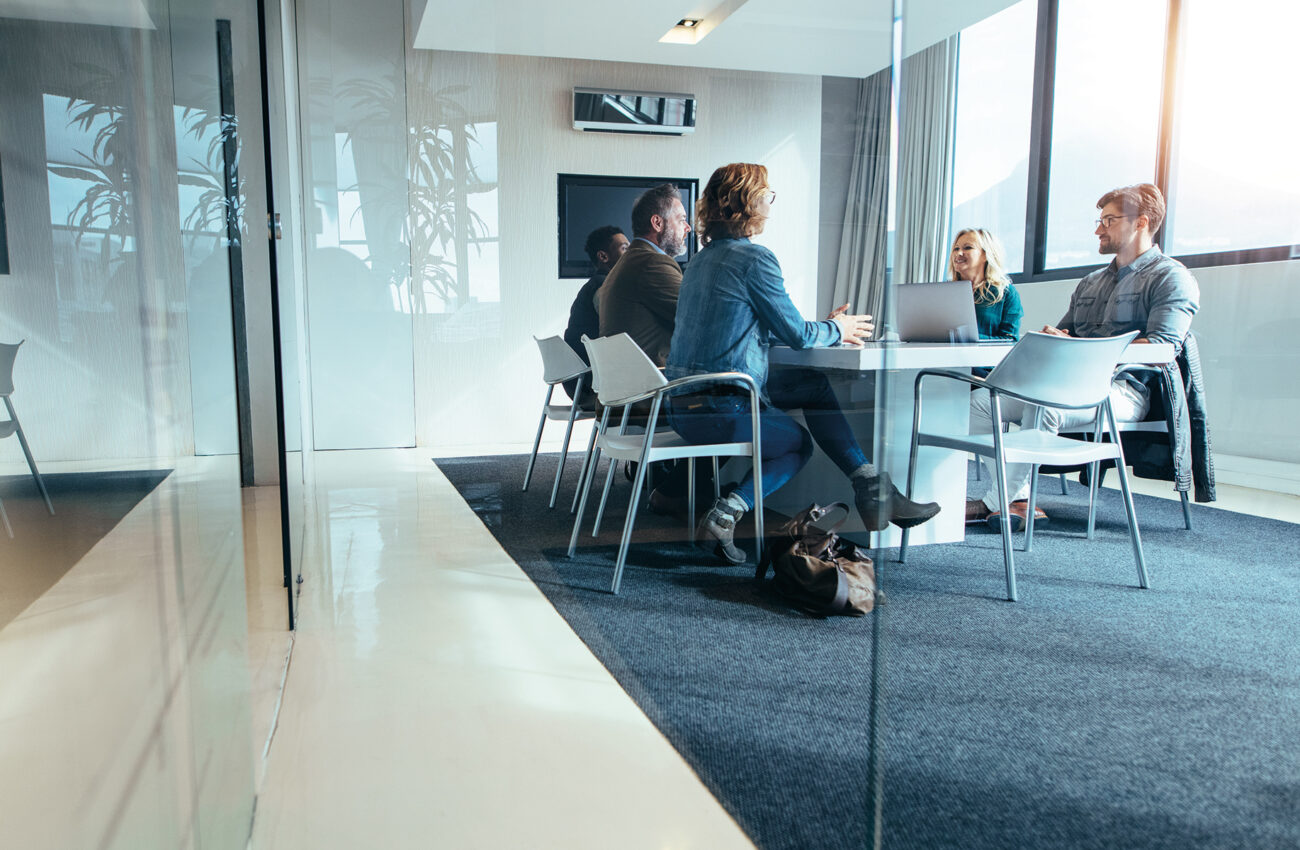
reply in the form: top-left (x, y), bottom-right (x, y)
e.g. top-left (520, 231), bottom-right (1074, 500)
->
top-left (0, 468), bottom-right (169, 628)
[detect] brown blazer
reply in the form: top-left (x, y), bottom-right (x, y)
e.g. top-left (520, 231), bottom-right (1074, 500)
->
top-left (596, 239), bottom-right (682, 367)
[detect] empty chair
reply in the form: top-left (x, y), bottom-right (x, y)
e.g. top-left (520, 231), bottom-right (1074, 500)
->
top-left (567, 333), bottom-right (763, 595)
top-left (1, 340), bottom-right (53, 523)
top-left (899, 331), bottom-right (1147, 601)
top-left (523, 335), bottom-right (596, 509)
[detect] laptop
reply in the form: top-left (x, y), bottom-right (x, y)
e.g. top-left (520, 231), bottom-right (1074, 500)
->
top-left (894, 281), bottom-right (982, 343)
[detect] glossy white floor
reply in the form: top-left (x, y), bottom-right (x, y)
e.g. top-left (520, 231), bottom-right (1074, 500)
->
top-left (247, 448), bottom-right (754, 849)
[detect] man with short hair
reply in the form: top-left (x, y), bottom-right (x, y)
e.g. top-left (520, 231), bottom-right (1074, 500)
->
top-left (596, 183), bottom-right (690, 367)
top-left (596, 184), bottom-right (695, 515)
top-left (966, 182), bottom-right (1200, 529)
top-left (562, 225), bottom-right (629, 407)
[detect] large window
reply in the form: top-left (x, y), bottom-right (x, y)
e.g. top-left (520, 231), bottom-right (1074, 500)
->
top-left (1167, 0), bottom-right (1300, 256)
top-left (950, 0), bottom-right (1297, 278)
top-left (949, 0), bottom-right (1037, 272)
top-left (1043, 0), bottom-right (1166, 269)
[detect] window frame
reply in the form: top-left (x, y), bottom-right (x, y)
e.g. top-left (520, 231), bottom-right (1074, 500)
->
top-left (1006, 0), bottom-right (1295, 283)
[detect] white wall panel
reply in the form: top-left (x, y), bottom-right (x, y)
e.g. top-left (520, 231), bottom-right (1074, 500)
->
top-left (297, 0), bottom-right (416, 449)
top-left (407, 49), bottom-right (822, 451)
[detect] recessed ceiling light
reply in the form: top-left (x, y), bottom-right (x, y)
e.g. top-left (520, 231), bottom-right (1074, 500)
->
top-left (678, 18), bottom-right (700, 28)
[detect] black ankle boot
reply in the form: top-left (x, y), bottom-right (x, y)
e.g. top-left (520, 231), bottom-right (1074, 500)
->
top-left (854, 472), bottom-right (940, 531)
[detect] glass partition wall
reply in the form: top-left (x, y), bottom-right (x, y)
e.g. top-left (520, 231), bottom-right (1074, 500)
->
top-left (0, 1), bottom-right (264, 845)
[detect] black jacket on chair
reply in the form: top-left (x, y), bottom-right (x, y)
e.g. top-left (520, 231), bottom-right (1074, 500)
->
top-left (1121, 333), bottom-right (1216, 502)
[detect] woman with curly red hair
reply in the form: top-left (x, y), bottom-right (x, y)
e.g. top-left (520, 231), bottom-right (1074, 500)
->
top-left (665, 163), bottom-right (939, 564)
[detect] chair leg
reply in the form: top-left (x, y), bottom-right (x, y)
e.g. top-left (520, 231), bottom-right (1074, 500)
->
top-left (548, 403), bottom-right (582, 509)
top-left (1025, 465), bottom-right (1039, 553)
top-left (711, 457), bottom-right (721, 501)
top-left (1085, 461), bottom-right (1100, 539)
top-left (899, 440), bottom-right (922, 565)
top-left (0, 496), bottom-right (11, 537)
top-left (567, 445), bottom-right (602, 557)
top-left (991, 442), bottom-right (1018, 602)
top-left (1115, 461), bottom-right (1149, 588)
top-left (522, 387), bottom-right (552, 492)
top-left (593, 458), bottom-right (618, 537)
top-left (1180, 490), bottom-right (1193, 530)
top-left (686, 458), bottom-right (696, 542)
top-left (1058, 472), bottom-right (1068, 496)
top-left (7, 401), bottom-right (53, 515)
top-left (571, 426), bottom-right (599, 513)
top-left (611, 454), bottom-right (653, 595)
top-left (1106, 405), bottom-right (1149, 589)
top-left (899, 391), bottom-right (925, 564)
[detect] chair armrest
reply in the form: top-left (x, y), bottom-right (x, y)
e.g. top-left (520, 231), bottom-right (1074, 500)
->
top-left (660, 371), bottom-right (760, 397)
top-left (913, 368), bottom-right (987, 396)
top-left (602, 371), bottom-right (760, 409)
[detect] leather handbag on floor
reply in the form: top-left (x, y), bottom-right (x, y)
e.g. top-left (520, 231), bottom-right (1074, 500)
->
top-left (759, 502), bottom-right (877, 617)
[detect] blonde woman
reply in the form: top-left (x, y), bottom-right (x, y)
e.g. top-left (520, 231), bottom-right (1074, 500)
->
top-left (665, 163), bottom-right (939, 563)
top-left (948, 228), bottom-right (1022, 340)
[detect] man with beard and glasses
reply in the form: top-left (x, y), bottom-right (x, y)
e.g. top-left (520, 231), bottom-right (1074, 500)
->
top-left (965, 182), bottom-right (1200, 530)
top-left (596, 183), bottom-right (691, 368)
top-left (594, 183), bottom-right (696, 517)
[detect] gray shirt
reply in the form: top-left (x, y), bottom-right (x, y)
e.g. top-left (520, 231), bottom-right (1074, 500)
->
top-left (1059, 245), bottom-right (1199, 399)
top-left (1059, 245), bottom-right (1199, 353)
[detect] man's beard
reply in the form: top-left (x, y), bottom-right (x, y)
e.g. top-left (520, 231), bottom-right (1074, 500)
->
top-left (1098, 236), bottom-right (1117, 255)
top-left (661, 232), bottom-right (685, 257)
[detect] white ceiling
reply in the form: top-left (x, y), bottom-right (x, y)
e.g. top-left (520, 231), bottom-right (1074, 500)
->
top-left (0, 0), bottom-right (154, 29)
top-left (414, 0), bottom-right (1019, 78)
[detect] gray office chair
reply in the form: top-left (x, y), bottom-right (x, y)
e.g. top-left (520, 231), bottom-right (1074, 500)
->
top-left (899, 331), bottom-right (1147, 601)
top-left (523, 335), bottom-right (595, 509)
top-left (567, 333), bottom-right (763, 595)
top-left (1, 340), bottom-right (54, 527)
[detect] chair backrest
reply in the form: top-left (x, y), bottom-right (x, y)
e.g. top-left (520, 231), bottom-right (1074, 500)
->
top-left (983, 330), bottom-right (1139, 409)
top-left (534, 335), bottom-right (590, 385)
top-left (0, 340), bottom-right (21, 397)
top-left (581, 333), bottom-right (667, 407)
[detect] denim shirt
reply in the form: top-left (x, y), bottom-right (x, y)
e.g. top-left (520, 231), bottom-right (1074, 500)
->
top-left (1059, 245), bottom-right (1199, 354)
top-left (665, 236), bottom-right (841, 402)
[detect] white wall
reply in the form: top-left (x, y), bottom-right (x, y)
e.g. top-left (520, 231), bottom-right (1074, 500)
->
top-left (406, 50), bottom-right (823, 451)
top-left (1015, 257), bottom-right (1300, 486)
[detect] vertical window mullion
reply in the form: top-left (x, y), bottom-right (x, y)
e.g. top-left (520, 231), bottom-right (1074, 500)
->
top-left (1153, 0), bottom-right (1184, 249)
top-left (1022, 0), bottom-right (1058, 277)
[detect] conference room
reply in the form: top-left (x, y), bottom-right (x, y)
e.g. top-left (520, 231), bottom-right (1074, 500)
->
top-left (1, 0), bottom-right (1296, 847)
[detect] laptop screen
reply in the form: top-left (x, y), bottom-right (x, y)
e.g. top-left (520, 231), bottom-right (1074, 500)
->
top-left (894, 281), bottom-right (980, 343)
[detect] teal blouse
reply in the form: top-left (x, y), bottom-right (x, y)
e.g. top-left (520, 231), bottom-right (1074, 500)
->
top-left (973, 282), bottom-right (1023, 340)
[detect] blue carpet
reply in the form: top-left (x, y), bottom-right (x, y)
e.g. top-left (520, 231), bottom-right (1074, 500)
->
top-left (436, 454), bottom-right (1300, 849)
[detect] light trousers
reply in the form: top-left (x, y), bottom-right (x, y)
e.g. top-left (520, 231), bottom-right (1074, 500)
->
top-left (968, 381), bottom-right (1150, 511)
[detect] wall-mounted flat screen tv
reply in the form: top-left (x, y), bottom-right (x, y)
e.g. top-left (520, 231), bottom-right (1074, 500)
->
top-left (557, 173), bottom-right (698, 279)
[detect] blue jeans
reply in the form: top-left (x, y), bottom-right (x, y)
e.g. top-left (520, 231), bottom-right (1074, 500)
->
top-left (666, 369), bottom-right (869, 510)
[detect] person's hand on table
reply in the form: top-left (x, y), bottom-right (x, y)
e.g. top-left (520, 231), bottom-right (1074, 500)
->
top-left (830, 303), bottom-right (874, 346)
top-left (1040, 325), bottom-right (1070, 337)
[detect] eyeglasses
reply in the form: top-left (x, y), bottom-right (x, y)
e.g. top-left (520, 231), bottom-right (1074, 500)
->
top-left (764, 190), bottom-right (777, 205)
top-left (1095, 214), bottom-right (1133, 228)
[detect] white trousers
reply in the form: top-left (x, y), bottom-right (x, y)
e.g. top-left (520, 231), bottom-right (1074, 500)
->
top-left (968, 381), bottom-right (1150, 511)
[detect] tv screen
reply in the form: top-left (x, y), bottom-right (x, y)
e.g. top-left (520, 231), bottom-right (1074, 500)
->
top-left (557, 173), bottom-right (698, 278)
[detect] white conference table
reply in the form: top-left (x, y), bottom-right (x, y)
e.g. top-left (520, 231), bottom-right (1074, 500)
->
top-left (764, 340), bottom-right (1175, 548)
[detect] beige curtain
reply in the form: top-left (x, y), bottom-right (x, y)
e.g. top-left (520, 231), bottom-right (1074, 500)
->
top-left (894, 36), bottom-right (960, 286)
top-left (832, 68), bottom-right (892, 320)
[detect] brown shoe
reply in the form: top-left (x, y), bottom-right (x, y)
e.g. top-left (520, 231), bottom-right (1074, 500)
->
top-left (965, 499), bottom-right (992, 524)
top-left (986, 500), bottom-right (1048, 533)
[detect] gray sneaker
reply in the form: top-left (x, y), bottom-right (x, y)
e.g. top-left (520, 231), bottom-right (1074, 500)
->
top-left (697, 501), bottom-right (747, 565)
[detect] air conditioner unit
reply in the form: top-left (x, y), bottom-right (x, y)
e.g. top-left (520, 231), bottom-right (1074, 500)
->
top-left (573, 87), bottom-right (696, 136)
